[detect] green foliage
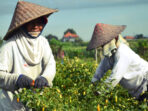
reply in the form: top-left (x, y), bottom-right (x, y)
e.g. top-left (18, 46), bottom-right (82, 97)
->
top-left (47, 39), bottom-right (97, 59)
top-left (129, 39), bottom-right (148, 61)
top-left (0, 39), bottom-right (3, 47)
top-left (48, 39), bottom-right (148, 61)
top-left (15, 39), bottom-right (148, 110)
top-left (15, 57), bottom-right (148, 111)
top-left (49, 38), bottom-right (62, 46)
top-left (63, 46), bottom-right (96, 59)
top-left (47, 39), bottom-right (62, 58)
top-left (45, 34), bottom-right (58, 41)
top-left (16, 87), bottom-right (63, 111)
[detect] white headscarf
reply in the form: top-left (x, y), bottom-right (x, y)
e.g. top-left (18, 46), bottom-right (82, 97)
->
top-left (100, 34), bottom-right (129, 58)
top-left (14, 30), bottom-right (44, 65)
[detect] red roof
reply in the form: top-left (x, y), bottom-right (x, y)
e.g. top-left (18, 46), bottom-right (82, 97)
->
top-left (64, 32), bottom-right (78, 38)
top-left (125, 36), bottom-right (134, 39)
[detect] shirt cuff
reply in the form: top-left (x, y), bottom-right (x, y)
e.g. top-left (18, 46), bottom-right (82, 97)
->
top-left (91, 77), bottom-right (98, 83)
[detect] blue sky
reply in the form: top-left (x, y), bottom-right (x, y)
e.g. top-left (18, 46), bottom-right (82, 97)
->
top-left (0, 0), bottom-right (148, 41)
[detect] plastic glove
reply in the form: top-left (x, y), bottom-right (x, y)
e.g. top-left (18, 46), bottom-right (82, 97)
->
top-left (94, 91), bottom-right (102, 96)
top-left (16, 74), bottom-right (33, 88)
top-left (34, 76), bottom-right (49, 88)
top-left (90, 82), bottom-right (103, 96)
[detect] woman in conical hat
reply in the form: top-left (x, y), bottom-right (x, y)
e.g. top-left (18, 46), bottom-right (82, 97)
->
top-left (87, 23), bottom-right (148, 100)
top-left (0, 1), bottom-right (58, 110)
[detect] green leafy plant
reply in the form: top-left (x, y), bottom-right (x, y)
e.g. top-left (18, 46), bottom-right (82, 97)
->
top-left (15, 57), bottom-right (148, 110)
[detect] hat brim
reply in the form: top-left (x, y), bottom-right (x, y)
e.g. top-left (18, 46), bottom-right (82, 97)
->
top-left (86, 25), bottom-right (126, 51)
top-left (3, 11), bottom-right (58, 40)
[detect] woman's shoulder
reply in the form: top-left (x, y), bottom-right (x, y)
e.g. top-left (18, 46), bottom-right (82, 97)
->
top-left (118, 43), bottom-right (134, 55)
top-left (117, 43), bottom-right (141, 60)
top-left (0, 40), bottom-right (16, 56)
top-left (119, 43), bottom-right (130, 50)
top-left (38, 36), bottom-right (51, 47)
top-left (115, 43), bottom-right (133, 60)
top-left (39, 36), bottom-right (48, 42)
top-left (1, 39), bottom-right (16, 49)
top-left (117, 43), bottom-right (129, 54)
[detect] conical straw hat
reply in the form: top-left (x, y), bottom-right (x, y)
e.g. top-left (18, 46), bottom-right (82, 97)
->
top-left (4, 1), bottom-right (58, 40)
top-left (86, 23), bottom-right (126, 50)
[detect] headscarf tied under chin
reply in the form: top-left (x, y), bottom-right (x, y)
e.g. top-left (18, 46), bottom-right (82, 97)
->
top-left (100, 34), bottom-right (129, 58)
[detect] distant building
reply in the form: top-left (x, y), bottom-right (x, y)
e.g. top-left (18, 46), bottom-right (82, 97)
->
top-left (124, 36), bottom-right (135, 40)
top-left (61, 32), bottom-right (79, 42)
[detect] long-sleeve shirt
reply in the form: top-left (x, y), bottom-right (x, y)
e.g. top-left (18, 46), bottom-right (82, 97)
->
top-left (0, 35), bottom-right (56, 111)
top-left (92, 43), bottom-right (148, 98)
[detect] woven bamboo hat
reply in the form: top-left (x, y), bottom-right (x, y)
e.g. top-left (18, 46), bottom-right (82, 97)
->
top-left (86, 23), bottom-right (126, 50)
top-left (3, 1), bottom-right (58, 40)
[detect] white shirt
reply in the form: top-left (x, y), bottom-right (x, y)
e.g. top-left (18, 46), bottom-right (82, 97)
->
top-left (0, 34), bottom-right (56, 110)
top-left (92, 43), bottom-right (148, 98)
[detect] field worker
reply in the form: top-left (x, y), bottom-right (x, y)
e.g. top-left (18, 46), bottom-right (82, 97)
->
top-left (87, 23), bottom-right (148, 101)
top-left (0, 1), bottom-right (58, 110)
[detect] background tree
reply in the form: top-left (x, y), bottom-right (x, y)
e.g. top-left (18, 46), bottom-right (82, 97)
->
top-left (47, 38), bottom-right (62, 59)
top-left (45, 34), bottom-right (58, 41)
top-left (135, 34), bottom-right (144, 39)
top-left (64, 28), bottom-right (77, 34)
top-left (0, 38), bottom-right (3, 47)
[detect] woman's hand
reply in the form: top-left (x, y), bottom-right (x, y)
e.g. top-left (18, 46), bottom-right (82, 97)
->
top-left (34, 76), bottom-right (49, 88)
top-left (16, 74), bottom-right (33, 88)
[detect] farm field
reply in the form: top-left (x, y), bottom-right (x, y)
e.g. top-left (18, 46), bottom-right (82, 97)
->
top-left (15, 39), bottom-right (148, 111)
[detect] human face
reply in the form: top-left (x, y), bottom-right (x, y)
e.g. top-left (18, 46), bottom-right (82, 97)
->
top-left (25, 19), bottom-right (44, 33)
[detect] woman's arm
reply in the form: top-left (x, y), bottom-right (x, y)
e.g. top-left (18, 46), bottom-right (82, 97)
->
top-left (41, 39), bottom-right (56, 87)
top-left (0, 44), bottom-right (19, 91)
top-left (91, 56), bottom-right (113, 83)
top-left (105, 49), bottom-right (129, 88)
